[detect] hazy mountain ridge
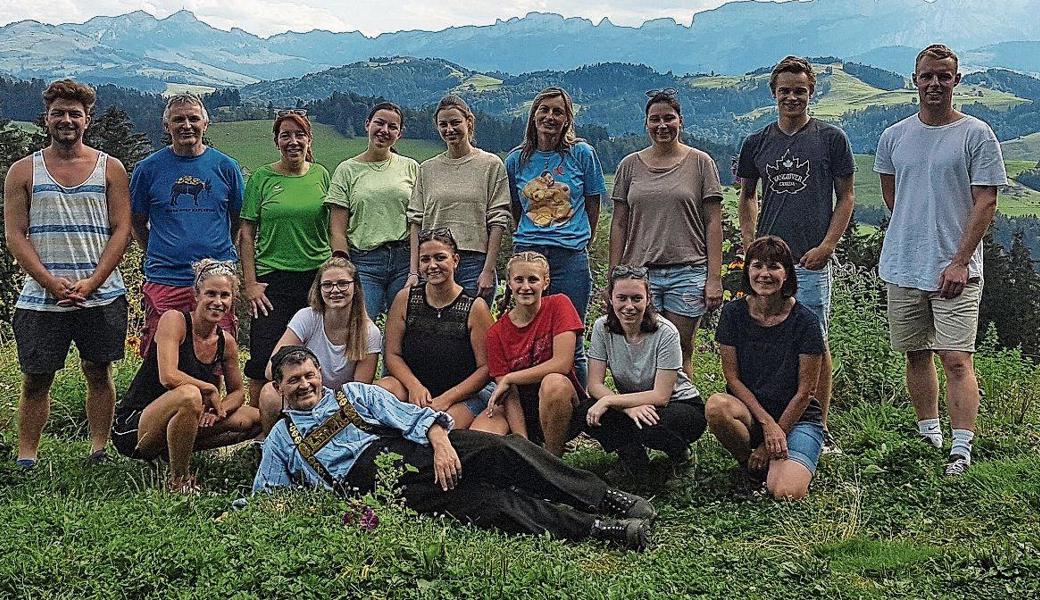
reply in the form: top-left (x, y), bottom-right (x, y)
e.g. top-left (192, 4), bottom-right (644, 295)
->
top-left (2, 1), bottom-right (1039, 91)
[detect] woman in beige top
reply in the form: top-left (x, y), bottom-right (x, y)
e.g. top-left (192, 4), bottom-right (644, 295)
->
top-left (406, 95), bottom-right (511, 304)
top-left (607, 90), bottom-right (725, 380)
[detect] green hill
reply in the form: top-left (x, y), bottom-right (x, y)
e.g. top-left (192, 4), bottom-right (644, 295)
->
top-left (1002, 133), bottom-right (1040, 162)
top-left (207, 120), bottom-right (444, 173)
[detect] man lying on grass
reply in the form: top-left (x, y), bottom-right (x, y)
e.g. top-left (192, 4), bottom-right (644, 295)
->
top-left (254, 345), bottom-right (655, 551)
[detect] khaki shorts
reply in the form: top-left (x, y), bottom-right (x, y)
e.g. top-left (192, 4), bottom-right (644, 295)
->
top-left (886, 282), bottom-right (982, 353)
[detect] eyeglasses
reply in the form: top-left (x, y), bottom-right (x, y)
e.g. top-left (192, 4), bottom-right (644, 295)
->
top-left (611, 265), bottom-right (649, 279)
top-left (645, 88), bottom-right (678, 98)
top-left (276, 108), bottom-right (308, 117)
top-left (418, 227), bottom-right (457, 246)
top-left (319, 279), bottom-right (354, 292)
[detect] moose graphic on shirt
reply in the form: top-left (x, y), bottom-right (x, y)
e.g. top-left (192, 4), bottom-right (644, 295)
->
top-left (765, 149), bottom-right (810, 195)
top-left (169, 175), bottom-right (212, 207)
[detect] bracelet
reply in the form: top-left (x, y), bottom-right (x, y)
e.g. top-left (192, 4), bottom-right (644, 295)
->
top-left (409, 272), bottom-right (419, 277)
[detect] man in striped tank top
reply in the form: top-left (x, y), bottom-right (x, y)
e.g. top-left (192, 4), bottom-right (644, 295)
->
top-left (3, 79), bottom-right (132, 469)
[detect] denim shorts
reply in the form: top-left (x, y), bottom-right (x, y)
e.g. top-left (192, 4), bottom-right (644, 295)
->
top-left (751, 420), bottom-right (824, 474)
top-left (794, 264), bottom-right (832, 338)
top-left (648, 264), bottom-right (707, 318)
top-left (462, 382), bottom-right (495, 416)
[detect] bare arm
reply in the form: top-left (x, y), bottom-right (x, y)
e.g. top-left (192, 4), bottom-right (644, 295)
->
top-left (775, 353), bottom-right (822, 433)
top-left (584, 194), bottom-right (601, 249)
top-left (704, 200), bottom-right (724, 311)
top-left (219, 335), bottom-right (247, 413)
top-left (939, 184), bottom-right (998, 299)
top-left (607, 200), bottom-right (629, 272)
top-left (3, 159), bottom-right (69, 299)
top-left (131, 212), bottom-right (149, 252)
top-left (879, 174), bottom-right (896, 213)
top-left (155, 312), bottom-right (219, 393)
top-left (801, 174), bottom-right (855, 269)
top-left (433, 298), bottom-right (495, 410)
top-left (407, 222), bottom-right (421, 280)
top-left (238, 219), bottom-right (272, 317)
top-left (600, 369), bottom-right (677, 409)
top-left (329, 206), bottom-right (351, 253)
top-left (500, 331), bottom-right (576, 387)
top-left (479, 226), bottom-right (504, 298)
top-left (737, 177), bottom-right (760, 252)
top-left (76, 157), bottom-right (132, 297)
top-left (719, 344), bottom-right (778, 430)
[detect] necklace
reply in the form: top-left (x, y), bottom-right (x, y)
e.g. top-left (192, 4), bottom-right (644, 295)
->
top-left (364, 154), bottom-right (393, 172)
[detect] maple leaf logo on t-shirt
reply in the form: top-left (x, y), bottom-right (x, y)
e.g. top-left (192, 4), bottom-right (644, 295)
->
top-left (765, 149), bottom-right (810, 195)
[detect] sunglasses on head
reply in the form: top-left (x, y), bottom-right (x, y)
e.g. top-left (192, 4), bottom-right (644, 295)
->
top-left (276, 108), bottom-right (308, 117)
top-left (418, 227), bottom-right (456, 244)
top-left (611, 265), bottom-right (649, 279)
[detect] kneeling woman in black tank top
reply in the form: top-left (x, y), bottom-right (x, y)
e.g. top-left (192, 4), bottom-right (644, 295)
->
top-left (378, 228), bottom-right (495, 429)
top-left (112, 260), bottom-right (261, 492)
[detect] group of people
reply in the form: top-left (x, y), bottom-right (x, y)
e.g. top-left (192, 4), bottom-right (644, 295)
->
top-left (4, 42), bottom-right (1004, 549)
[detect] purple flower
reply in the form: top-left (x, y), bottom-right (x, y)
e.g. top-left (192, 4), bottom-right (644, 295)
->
top-left (360, 507), bottom-right (380, 532)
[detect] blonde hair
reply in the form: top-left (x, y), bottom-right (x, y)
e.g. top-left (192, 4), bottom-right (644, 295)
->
top-left (307, 256), bottom-right (370, 362)
top-left (506, 251), bottom-right (550, 278)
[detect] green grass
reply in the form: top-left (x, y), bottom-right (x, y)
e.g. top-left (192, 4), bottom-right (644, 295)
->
top-left (455, 74), bottom-right (502, 92)
top-left (163, 83), bottom-right (217, 97)
top-left (207, 120), bottom-right (445, 174)
top-left (2, 258), bottom-right (1039, 598)
top-left (1002, 133), bottom-right (1040, 163)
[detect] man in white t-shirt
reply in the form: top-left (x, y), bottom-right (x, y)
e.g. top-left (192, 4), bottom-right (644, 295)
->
top-left (873, 44), bottom-right (1007, 476)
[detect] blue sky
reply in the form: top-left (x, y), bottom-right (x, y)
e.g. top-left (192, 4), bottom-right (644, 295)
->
top-left (0, 0), bottom-right (749, 37)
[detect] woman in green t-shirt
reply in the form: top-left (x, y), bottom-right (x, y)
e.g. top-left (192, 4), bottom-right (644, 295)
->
top-left (239, 111), bottom-right (331, 404)
top-left (325, 102), bottom-right (419, 321)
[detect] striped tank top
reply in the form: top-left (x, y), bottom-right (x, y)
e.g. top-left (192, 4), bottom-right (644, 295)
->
top-left (16, 150), bottom-right (126, 311)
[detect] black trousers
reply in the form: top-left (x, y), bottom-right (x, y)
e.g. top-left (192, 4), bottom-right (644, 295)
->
top-left (345, 430), bottom-right (608, 541)
top-left (575, 399), bottom-right (707, 457)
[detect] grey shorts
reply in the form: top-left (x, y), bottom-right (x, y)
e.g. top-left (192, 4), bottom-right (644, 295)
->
top-left (13, 296), bottom-right (128, 374)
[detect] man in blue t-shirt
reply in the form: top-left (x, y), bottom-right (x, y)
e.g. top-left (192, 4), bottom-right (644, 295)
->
top-left (736, 56), bottom-right (856, 455)
top-left (130, 93), bottom-right (243, 355)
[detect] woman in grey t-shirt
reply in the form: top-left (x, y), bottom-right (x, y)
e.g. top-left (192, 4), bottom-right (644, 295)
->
top-left (577, 266), bottom-right (707, 482)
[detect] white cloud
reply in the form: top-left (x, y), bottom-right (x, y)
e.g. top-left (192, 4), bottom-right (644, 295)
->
top-left (0, 0), bottom-right (736, 37)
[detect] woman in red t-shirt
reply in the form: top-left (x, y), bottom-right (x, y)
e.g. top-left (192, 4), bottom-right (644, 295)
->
top-left (471, 251), bottom-right (587, 456)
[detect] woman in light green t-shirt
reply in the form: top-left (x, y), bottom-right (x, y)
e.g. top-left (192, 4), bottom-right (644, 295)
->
top-left (239, 111), bottom-right (331, 404)
top-left (325, 102), bottom-right (419, 321)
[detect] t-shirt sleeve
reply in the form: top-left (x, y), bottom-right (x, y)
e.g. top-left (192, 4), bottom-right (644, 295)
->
top-left (580, 144), bottom-right (608, 197)
top-left (610, 156), bottom-right (633, 204)
top-left (324, 163), bottom-right (352, 210)
top-left (365, 321), bottom-right (383, 354)
top-left (286, 307), bottom-right (317, 342)
top-left (129, 160), bottom-right (152, 215)
top-left (227, 159), bottom-right (245, 214)
top-left (715, 302), bottom-right (741, 347)
top-left (655, 324), bottom-right (684, 371)
top-left (873, 127), bottom-right (896, 175)
top-left (241, 170), bottom-right (263, 222)
top-left (968, 124), bottom-right (1008, 187)
top-left (587, 318), bottom-right (608, 361)
top-left (701, 154), bottom-right (724, 201)
top-left (796, 307), bottom-right (826, 355)
top-left (736, 134), bottom-right (760, 180)
top-left (831, 129), bottom-right (857, 178)
top-left (486, 324), bottom-right (509, 378)
top-left (406, 164), bottom-right (425, 226)
top-left (549, 295), bottom-right (585, 335)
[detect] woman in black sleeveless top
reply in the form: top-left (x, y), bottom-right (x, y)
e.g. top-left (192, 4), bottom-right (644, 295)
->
top-left (378, 228), bottom-right (495, 428)
top-left (112, 260), bottom-right (260, 493)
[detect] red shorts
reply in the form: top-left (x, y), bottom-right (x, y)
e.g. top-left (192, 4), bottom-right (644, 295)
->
top-left (140, 282), bottom-right (238, 356)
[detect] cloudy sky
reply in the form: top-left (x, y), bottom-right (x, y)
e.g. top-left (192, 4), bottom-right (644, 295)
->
top-left (0, 0), bottom-right (748, 37)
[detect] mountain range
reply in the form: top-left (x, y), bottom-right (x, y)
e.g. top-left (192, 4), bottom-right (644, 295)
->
top-left (1, 0), bottom-right (1039, 92)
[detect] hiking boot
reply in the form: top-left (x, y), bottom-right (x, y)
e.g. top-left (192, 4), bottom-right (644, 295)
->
top-left (598, 487), bottom-right (656, 522)
top-left (86, 448), bottom-right (111, 465)
top-left (944, 454), bottom-right (971, 477)
top-left (822, 429), bottom-right (843, 455)
top-left (590, 518), bottom-right (650, 552)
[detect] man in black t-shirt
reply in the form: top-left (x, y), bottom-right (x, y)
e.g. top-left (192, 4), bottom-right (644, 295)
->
top-left (736, 56), bottom-right (856, 454)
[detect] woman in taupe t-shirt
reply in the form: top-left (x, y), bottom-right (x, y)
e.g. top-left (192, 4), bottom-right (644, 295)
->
top-left (607, 90), bottom-right (725, 380)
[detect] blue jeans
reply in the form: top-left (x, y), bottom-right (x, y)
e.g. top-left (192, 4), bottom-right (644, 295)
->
top-left (795, 264), bottom-right (832, 338)
top-left (350, 242), bottom-right (411, 321)
top-left (456, 250), bottom-right (497, 306)
top-left (514, 245), bottom-right (591, 385)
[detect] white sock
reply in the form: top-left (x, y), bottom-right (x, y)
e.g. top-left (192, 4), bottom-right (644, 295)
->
top-left (918, 418), bottom-right (943, 449)
top-left (951, 429), bottom-right (975, 462)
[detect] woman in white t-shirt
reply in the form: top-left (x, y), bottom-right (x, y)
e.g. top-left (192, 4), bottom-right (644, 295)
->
top-left (257, 256), bottom-right (382, 435)
top-left (578, 265), bottom-right (707, 482)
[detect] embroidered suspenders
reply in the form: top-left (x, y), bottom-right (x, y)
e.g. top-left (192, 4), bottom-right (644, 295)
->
top-left (283, 390), bottom-right (393, 489)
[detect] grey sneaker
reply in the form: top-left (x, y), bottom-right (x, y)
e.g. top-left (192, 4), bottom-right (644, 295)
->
top-left (944, 454), bottom-right (971, 476)
top-left (822, 429), bottom-right (843, 455)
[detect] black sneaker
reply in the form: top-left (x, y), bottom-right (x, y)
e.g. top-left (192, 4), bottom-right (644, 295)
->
top-left (822, 429), bottom-right (843, 455)
top-left (598, 487), bottom-right (657, 522)
top-left (944, 453), bottom-right (971, 476)
top-left (589, 518), bottom-right (650, 552)
top-left (86, 449), bottom-right (111, 465)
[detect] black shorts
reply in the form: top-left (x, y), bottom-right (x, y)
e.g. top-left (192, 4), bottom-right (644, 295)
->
top-left (13, 296), bottom-right (128, 374)
top-left (244, 269), bottom-right (318, 381)
top-left (111, 409), bottom-right (142, 458)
